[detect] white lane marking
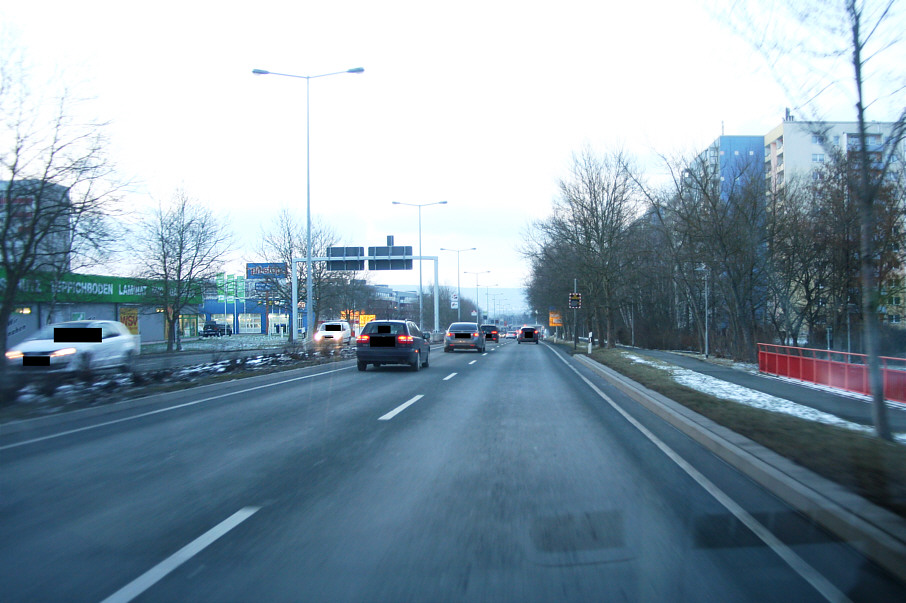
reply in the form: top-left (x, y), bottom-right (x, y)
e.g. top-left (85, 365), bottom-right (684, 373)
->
top-left (1, 367), bottom-right (354, 451)
top-left (378, 395), bottom-right (424, 421)
top-left (100, 506), bottom-right (260, 603)
top-left (443, 373), bottom-right (457, 381)
top-left (552, 350), bottom-right (850, 603)
top-left (482, 353), bottom-right (488, 356)
top-left (469, 360), bottom-right (477, 365)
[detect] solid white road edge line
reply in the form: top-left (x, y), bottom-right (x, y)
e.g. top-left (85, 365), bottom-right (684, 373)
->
top-left (1, 367), bottom-right (354, 451)
top-left (552, 349), bottom-right (850, 603)
top-left (100, 506), bottom-right (260, 603)
top-left (443, 373), bottom-right (457, 381)
top-left (378, 395), bottom-right (425, 421)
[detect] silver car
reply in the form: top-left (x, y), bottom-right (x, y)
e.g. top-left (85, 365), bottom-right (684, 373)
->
top-left (5, 320), bottom-right (140, 374)
top-left (444, 322), bottom-right (485, 353)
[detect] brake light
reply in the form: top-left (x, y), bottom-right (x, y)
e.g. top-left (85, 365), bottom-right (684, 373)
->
top-left (472, 332), bottom-right (479, 337)
top-left (397, 335), bottom-right (414, 343)
top-left (445, 332), bottom-right (452, 338)
top-left (357, 335), bottom-right (370, 344)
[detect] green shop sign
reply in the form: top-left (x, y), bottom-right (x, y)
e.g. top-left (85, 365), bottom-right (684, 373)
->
top-left (0, 269), bottom-right (202, 304)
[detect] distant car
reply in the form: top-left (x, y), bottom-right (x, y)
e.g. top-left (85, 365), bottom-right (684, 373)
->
top-left (505, 330), bottom-right (517, 339)
top-left (517, 326), bottom-right (540, 344)
top-left (313, 320), bottom-right (352, 349)
top-left (444, 322), bottom-right (485, 353)
top-left (202, 321), bottom-right (232, 337)
top-left (356, 320), bottom-right (430, 371)
top-left (479, 324), bottom-right (500, 343)
top-left (5, 320), bottom-right (140, 376)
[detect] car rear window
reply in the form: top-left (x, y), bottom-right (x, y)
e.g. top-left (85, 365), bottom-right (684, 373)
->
top-left (323, 324), bottom-right (343, 331)
top-left (364, 322), bottom-right (405, 335)
top-left (449, 323), bottom-right (477, 331)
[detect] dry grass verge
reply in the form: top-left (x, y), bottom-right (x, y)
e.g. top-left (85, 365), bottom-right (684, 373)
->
top-left (569, 345), bottom-right (906, 518)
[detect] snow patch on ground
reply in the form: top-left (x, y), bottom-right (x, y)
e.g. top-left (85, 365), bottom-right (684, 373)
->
top-left (623, 353), bottom-right (906, 445)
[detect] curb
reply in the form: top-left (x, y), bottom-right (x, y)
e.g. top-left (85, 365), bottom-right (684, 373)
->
top-left (0, 356), bottom-right (355, 435)
top-left (573, 353), bottom-right (906, 584)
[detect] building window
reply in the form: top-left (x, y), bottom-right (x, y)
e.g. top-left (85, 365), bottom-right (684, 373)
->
top-left (812, 153), bottom-right (825, 162)
top-left (812, 135), bottom-right (825, 144)
top-left (833, 136), bottom-right (840, 146)
top-left (890, 314), bottom-right (901, 324)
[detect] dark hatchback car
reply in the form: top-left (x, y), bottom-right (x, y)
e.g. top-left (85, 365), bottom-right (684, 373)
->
top-left (356, 320), bottom-right (430, 371)
top-left (479, 324), bottom-right (500, 343)
top-left (444, 322), bottom-right (485, 353)
top-left (517, 326), bottom-right (540, 344)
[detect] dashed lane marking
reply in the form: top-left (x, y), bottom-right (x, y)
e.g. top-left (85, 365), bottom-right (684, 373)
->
top-left (378, 395), bottom-right (425, 421)
top-left (100, 506), bottom-right (260, 603)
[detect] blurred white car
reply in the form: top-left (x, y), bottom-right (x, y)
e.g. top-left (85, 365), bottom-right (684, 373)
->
top-left (5, 320), bottom-right (140, 374)
top-left (312, 321), bottom-right (353, 348)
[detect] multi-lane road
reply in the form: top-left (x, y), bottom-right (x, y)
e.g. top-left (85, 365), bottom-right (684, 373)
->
top-left (1, 339), bottom-right (904, 601)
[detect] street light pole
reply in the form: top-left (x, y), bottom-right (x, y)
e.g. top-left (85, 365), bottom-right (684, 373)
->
top-left (440, 247), bottom-right (476, 321)
top-left (252, 66), bottom-right (364, 346)
top-left (392, 201), bottom-right (447, 329)
top-left (485, 284), bottom-right (498, 323)
top-left (464, 270), bottom-right (490, 323)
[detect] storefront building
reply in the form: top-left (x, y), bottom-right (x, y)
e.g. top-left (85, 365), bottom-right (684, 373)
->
top-left (3, 270), bottom-right (203, 347)
top-left (200, 297), bottom-right (293, 335)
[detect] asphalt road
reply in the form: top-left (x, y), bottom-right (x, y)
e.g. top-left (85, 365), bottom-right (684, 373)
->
top-left (2, 340), bottom-right (904, 602)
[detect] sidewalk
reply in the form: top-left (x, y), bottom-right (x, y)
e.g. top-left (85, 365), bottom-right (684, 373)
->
top-left (629, 348), bottom-right (906, 432)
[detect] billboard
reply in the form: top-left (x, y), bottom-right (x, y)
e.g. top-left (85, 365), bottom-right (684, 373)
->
top-left (246, 263), bottom-right (287, 279)
top-left (119, 307), bottom-right (140, 335)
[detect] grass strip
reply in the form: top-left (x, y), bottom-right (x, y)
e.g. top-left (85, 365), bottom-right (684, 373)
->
top-left (572, 345), bottom-right (906, 518)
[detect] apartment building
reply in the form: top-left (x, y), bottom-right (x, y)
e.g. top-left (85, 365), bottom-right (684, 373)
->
top-left (763, 118), bottom-right (903, 190)
top-left (764, 117), bottom-right (904, 328)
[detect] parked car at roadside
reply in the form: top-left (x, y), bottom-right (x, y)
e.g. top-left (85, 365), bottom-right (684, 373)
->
top-left (444, 322), bottom-right (485, 353)
top-left (356, 320), bottom-right (430, 371)
top-left (202, 321), bottom-right (232, 337)
top-left (4, 320), bottom-right (140, 378)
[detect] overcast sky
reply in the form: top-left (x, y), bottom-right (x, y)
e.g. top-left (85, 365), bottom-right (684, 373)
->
top-left (3, 1), bottom-right (899, 311)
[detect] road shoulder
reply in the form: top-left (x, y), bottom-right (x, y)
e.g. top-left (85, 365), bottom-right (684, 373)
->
top-left (573, 352), bottom-right (906, 584)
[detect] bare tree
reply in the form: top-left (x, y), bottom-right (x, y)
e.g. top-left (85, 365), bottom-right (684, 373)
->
top-left (255, 208), bottom-right (371, 339)
top-left (721, 0), bottom-right (906, 438)
top-left (536, 147), bottom-right (641, 346)
top-left (0, 45), bottom-right (123, 388)
top-left (132, 191), bottom-right (233, 352)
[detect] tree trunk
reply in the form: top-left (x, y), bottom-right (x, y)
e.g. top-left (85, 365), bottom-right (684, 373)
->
top-left (859, 199), bottom-right (892, 441)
